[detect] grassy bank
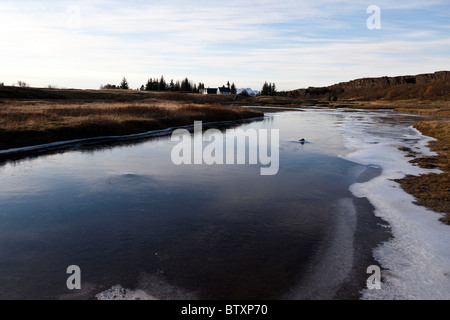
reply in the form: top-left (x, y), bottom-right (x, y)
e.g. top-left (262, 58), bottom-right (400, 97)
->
top-left (395, 120), bottom-right (450, 224)
top-left (0, 99), bottom-right (262, 150)
top-left (346, 100), bottom-right (450, 224)
top-left (349, 100), bottom-right (450, 116)
top-left (0, 86), bottom-right (318, 151)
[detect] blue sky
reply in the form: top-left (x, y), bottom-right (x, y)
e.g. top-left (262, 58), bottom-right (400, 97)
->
top-left (0, 0), bottom-right (449, 91)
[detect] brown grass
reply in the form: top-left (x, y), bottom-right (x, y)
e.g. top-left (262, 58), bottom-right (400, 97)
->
top-left (0, 85), bottom-right (257, 105)
top-left (395, 120), bottom-right (450, 224)
top-left (0, 100), bottom-right (262, 150)
top-left (349, 100), bottom-right (450, 117)
top-left (415, 121), bottom-right (450, 145)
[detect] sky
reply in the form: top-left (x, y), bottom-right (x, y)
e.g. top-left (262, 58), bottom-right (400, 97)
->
top-left (0, 0), bottom-right (449, 91)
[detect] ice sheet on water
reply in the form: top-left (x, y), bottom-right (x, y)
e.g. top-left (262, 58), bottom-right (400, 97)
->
top-left (338, 111), bottom-right (450, 300)
top-left (283, 198), bottom-right (357, 300)
top-left (95, 273), bottom-right (199, 300)
top-left (95, 285), bottom-right (157, 300)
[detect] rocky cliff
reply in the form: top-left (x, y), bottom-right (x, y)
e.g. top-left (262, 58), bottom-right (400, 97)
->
top-left (286, 71), bottom-right (450, 101)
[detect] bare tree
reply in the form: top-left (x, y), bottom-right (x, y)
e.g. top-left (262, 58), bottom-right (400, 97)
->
top-left (17, 81), bottom-right (29, 88)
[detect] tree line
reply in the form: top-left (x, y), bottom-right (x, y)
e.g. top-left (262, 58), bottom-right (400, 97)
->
top-left (141, 76), bottom-right (206, 93)
top-left (261, 81), bottom-right (276, 96)
top-left (101, 76), bottom-right (223, 93)
top-left (100, 76), bottom-right (203, 92)
top-left (100, 77), bottom-right (276, 96)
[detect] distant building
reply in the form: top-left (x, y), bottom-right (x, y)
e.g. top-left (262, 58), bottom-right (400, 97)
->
top-left (201, 83), bottom-right (232, 95)
top-left (201, 88), bottom-right (218, 95)
top-left (217, 86), bottom-right (231, 95)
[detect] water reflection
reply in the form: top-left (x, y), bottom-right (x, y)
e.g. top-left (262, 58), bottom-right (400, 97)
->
top-left (0, 110), bottom-right (417, 299)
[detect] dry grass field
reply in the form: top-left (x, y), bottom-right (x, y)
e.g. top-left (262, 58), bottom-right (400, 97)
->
top-left (0, 87), bottom-right (262, 150)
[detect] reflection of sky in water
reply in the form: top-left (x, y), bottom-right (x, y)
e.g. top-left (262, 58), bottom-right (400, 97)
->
top-left (0, 111), bottom-right (349, 196)
top-left (0, 110), bottom-right (408, 299)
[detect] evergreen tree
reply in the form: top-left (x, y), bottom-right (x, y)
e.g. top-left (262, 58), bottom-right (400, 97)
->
top-left (169, 79), bottom-right (175, 91)
top-left (231, 82), bottom-right (237, 94)
top-left (181, 78), bottom-right (191, 92)
top-left (159, 75), bottom-right (166, 91)
top-left (261, 82), bottom-right (270, 95)
top-left (145, 78), bottom-right (152, 91)
top-left (120, 77), bottom-right (129, 90)
top-left (261, 82), bottom-right (277, 96)
top-left (271, 83), bottom-right (276, 96)
top-left (152, 78), bottom-right (158, 91)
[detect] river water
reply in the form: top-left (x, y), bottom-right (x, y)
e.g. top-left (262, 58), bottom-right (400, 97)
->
top-left (0, 109), bottom-right (440, 300)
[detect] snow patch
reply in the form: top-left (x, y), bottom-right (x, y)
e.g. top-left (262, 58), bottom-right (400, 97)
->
top-left (338, 111), bottom-right (450, 300)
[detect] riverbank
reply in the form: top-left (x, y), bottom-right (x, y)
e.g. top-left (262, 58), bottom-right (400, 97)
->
top-left (342, 100), bottom-right (450, 225)
top-left (337, 109), bottom-right (450, 300)
top-left (0, 98), bottom-right (262, 151)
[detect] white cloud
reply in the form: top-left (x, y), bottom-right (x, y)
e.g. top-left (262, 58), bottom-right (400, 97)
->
top-left (0, 0), bottom-right (448, 90)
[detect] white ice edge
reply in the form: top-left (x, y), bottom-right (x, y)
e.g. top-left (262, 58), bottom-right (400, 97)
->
top-left (338, 111), bottom-right (450, 300)
top-left (0, 117), bottom-right (263, 156)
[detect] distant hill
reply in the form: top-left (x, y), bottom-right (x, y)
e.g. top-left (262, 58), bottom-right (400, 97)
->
top-left (284, 71), bottom-right (450, 101)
